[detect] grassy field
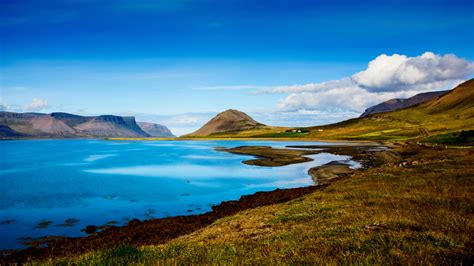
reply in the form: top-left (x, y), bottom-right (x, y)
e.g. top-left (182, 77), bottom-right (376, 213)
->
top-left (35, 144), bottom-right (473, 264)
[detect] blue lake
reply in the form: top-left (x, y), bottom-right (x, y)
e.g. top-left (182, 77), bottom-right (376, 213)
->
top-left (0, 139), bottom-right (358, 250)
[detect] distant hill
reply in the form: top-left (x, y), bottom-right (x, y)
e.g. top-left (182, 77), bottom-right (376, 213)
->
top-left (360, 90), bottom-right (449, 117)
top-left (51, 112), bottom-right (91, 127)
top-left (74, 115), bottom-right (149, 137)
top-left (0, 112), bottom-right (173, 139)
top-left (185, 109), bottom-right (268, 137)
top-left (0, 112), bottom-right (78, 137)
top-left (138, 122), bottom-right (175, 137)
top-left (0, 124), bottom-right (23, 138)
top-left (423, 79), bottom-right (474, 115)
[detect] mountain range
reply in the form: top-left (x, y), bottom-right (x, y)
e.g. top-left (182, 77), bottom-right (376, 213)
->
top-left (137, 122), bottom-right (175, 138)
top-left (360, 90), bottom-right (449, 117)
top-left (0, 112), bottom-right (175, 139)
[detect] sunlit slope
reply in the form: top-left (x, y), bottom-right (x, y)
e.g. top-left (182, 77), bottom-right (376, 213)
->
top-left (423, 79), bottom-right (474, 114)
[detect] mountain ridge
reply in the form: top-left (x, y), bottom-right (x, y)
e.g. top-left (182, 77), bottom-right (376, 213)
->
top-left (138, 122), bottom-right (176, 137)
top-left (0, 111), bottom-right (174, 139)
top-left (422, 79), bottom-right (474, 115)
top-left (360, 90), bottom-right (449, 117)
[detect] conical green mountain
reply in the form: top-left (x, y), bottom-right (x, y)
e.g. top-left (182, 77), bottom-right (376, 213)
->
top-left (185, 109), bottom-right (267, 137)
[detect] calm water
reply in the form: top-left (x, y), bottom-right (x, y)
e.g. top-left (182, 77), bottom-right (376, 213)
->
top-left (0, 139), bottom-right (358, 250)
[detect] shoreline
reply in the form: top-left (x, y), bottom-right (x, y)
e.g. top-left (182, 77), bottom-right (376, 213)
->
top-left (3, 186), bottom-right (325, 263)
top-left (218, 144), bottom-right (397, 185)
top-left (106, 137), bottom-right (383, 144)
top-left (1, 137), bottom-right (383, 146)
top-left (2, 143), bottom-right (388, 263)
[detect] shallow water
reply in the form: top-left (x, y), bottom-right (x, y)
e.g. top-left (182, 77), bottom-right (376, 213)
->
top-left (0, 139), bottom-right (358, 250)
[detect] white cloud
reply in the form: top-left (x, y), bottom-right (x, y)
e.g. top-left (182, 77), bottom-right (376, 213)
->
top-left (260, 52), bottom-right (474, 115)
top-left (24, 98), bottom-right (49, 112)
top-left (0, 103), bottom-right (6, 111)
top-left (352, 52), bottom-right (474, 92)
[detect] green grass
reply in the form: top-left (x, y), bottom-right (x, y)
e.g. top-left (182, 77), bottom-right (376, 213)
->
top-left (425, 130), bottom-right (474, 145)
top-left (101, 244), bottom-right (145, 264)
top-left (425, 132), bottom-right (461, 144)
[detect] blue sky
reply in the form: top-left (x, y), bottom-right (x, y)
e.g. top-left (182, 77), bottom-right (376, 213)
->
top-left (1, 0), bottom-right (473, 135)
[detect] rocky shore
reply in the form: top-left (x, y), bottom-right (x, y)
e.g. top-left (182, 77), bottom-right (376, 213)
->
top-left (2, 186), bottom-right (323, 263)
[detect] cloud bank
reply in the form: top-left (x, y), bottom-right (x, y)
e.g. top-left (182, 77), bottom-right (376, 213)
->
top-left (262, 52), bottom-right (474, 115)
